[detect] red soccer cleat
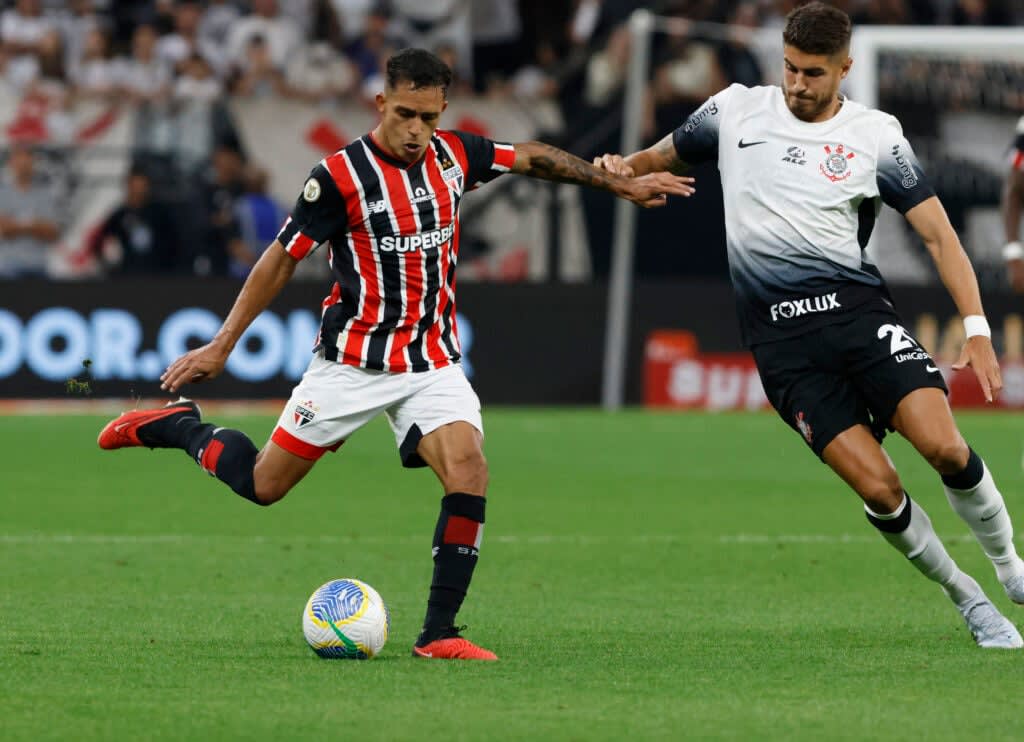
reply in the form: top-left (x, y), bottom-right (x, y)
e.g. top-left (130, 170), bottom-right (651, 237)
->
top-left (97, 399), bottom-right (201, 450)
top-left (412, 628), bottom-right (498, 661)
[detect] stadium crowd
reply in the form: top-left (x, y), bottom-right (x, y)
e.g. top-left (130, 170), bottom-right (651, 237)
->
top-left (0, 0), bottom-right (1022, 279)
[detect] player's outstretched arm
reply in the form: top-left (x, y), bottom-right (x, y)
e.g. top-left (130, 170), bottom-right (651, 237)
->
top-left (905, 196), bottom-right (1002, 402)
top-left (160, 241), bottom-right (298, 393)
top-left (592, 133), bottom-right (692, 179)
top-left (510, 140), bottom-right (694, 208)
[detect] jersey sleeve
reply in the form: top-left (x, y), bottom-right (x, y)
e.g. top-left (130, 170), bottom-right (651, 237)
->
top-left (671, 84), bottom-right (738, 166)
top-left (876, 117), bottom-right (935, 214)
top-left (275, 163), bottom-right (348, 260)
top-left (1011, 116), bottom-right (1024, 172)
top-left (452, 130), bottom-right (516, 189)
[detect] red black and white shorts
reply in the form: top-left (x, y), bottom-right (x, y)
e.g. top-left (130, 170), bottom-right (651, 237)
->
top-left (271, 354), bottom-right (482, 468)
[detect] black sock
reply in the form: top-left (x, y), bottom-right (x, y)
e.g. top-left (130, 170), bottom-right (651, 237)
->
top-left (178, 420), bottom-right (260, 504)
top-left (417, 493), bottom-right (485, 645)
top-left (940, 447), bottom-right (984, 490)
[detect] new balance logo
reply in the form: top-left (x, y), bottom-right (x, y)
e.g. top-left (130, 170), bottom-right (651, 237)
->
top-left (770, 293), bottom-right (840, 322)
top-left (738, 139), bottom-right (767, 149)
top-left (366, 200), bottom-right (387, 214)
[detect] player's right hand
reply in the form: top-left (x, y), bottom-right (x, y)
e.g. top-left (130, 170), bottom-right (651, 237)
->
top-left (160, 342), bottom-right (230, 393)
top-left (593, 153), bottom-right (634, 177)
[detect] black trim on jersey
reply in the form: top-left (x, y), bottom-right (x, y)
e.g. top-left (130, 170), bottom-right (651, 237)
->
top-left (857, 198), bottom-right (877, 249)
top-left (321, 248), bottom-right (361, 362)
top-left (452, 130), bottom-right (499, 187)
top-left (348, 142), bottom-right (404, 369)
top-left (278, 163), bottom-right (349, 247)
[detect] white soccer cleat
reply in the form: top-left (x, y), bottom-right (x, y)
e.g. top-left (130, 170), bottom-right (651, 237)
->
top-left (959, 596), bottom-right (1024, 649)
top-left (1003, 574), bottom-right (1024, 605)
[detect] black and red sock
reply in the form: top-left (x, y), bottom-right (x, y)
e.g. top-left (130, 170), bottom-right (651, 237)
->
top-left (169, 419), bottom-right (259, 504)
top-left (417, 493), bottom-right (485, 645)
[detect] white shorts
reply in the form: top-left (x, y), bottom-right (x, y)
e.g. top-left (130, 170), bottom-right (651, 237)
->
top-left (271, 354), bottom-right (483, 468)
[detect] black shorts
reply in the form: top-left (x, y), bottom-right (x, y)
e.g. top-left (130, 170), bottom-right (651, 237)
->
top-left (751, 309), bottom-right (948, 458)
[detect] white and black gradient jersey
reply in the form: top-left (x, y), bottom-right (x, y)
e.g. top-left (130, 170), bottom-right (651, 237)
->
top-left (276, 130), bottom-right (516, 372)
top-left (1011, 116), bottom-right (1024, 172)
top-left (673, 83), bottom-right (935, 346)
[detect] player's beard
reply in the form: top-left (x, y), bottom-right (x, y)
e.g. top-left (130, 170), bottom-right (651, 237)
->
top-left (785, 90), bottom-right (831, 122)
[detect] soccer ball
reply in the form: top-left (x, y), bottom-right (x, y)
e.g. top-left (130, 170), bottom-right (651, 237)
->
top-left (302, 578), bottom-right (390, 659)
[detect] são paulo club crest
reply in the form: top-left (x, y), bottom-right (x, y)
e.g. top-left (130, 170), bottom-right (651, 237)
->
top-left (795, 411), bottom-right (813, 444)
top-left (294, 400), bottom-right (318, 428)
top-left (819, 143), bottom-right (855, 182)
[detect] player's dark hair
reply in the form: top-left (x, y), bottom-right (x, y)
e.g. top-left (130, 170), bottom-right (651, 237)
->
top-left (386, 48), bottom-right (452, 97)
top-left (783, 2), bottom-right (852, 57)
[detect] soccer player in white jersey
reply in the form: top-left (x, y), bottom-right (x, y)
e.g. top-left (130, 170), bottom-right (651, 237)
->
top-left (596, 2), bottom-right (1024, 648)
top-left (1002, 116), bottom-right (1024, 291)
top-left (96, 49), bottom-right (694, 661)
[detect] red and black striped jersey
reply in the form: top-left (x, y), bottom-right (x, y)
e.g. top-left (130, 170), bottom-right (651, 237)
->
top-left (277, 129), bottom-right (516, 372)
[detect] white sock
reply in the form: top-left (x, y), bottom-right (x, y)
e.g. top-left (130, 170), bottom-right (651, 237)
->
top-left (866, 494), bottom-right (981, 606)
top-left (944, 462), bottom-right (1024, 583)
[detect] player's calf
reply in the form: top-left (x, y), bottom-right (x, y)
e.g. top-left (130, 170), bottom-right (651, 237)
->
top-left (942, 447), bottom-right (1024, 598)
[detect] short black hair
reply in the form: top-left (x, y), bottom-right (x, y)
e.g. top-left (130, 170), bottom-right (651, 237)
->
top-left (783, 2), bottom-right (852, 57)
top-left (386, 47), bottom-right (452, 97)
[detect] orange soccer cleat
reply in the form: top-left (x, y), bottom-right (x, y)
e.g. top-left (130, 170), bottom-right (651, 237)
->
top-left (412, 627), bottom-right (498, 661)
top-left (97, 399), bottom-right (201, 450)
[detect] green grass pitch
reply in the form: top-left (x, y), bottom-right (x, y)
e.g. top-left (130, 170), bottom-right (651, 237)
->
top-left (3, 409), bottom-right (1024, 740)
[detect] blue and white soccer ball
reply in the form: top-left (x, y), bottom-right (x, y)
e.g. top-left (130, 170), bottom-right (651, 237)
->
top-left (302, 578), bottom-right (390, 659)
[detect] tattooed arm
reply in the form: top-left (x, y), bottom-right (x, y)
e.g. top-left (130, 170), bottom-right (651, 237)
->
top-left (511, 141), bottom-right (694, 208)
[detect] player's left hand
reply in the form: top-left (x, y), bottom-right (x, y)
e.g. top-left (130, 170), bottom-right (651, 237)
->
top-left (953, 336), bottom-right (1003, 403)
top-left (620, 172), bottom-right (696, 208)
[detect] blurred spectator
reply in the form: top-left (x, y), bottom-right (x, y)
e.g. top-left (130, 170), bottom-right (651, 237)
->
top-left (174, 54), bottom-right (223, 103)
top-left (70, 27), bottom-right (118, 101)
top-left (1004, 116), bottom-right (1024, 292)
top-left (0, 145), bottom-right (62, 278)
top-left (229, 34), bottom-right (288, 98)
top-left (285, 41), bottom-right (357, 103)
top-left (953, 0), bottom-right (1014, 24)
top-left (1, 0), bottom-right (56, 63)
top-left (715, 2), bottom-right (763, 88)
top-left (387, 0), bottom-right (472, 81)
top-left (156, 0), bottom-right (227, 79)
top-left (470, 0), bottom-right (522, 94)
top-left (55, 0), bottom-right (106, 74)
top-left (329, 0), bottom-right (377, 45)
top-left (228, 165), bottom-right (288, 278)
top-left (87, 168), bottom-right (179, 275)
top-left (433, 43), bottom-right (472, 97)
top-left (225, 0), bottom-right (301, 71)
top-left (191, 145), bottom-right (246, 277)
top-left (0, 34), bottom-right (39, 94)
top-left (116, 24), bottom-right (171, 104)
top-left (348, 10), bottom-right (394, 102)
top-left (198, 0), bottom-right (242, 49)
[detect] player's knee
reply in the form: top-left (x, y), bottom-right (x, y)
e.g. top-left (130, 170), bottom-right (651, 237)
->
top-left (860, 471), bottom-right (904, 514)
top-left (441, 448), bottom-right (489, 493)
top-left (920, 436), bottom-right (969, 475)
top-left (252, 476), bottom-right (292, 506)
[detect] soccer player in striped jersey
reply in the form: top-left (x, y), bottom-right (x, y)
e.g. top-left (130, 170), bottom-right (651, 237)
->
top-left (97, 48), bottom-right (694, 660)
top-left (594, 3), bottom-right (1024, 648)
top-left (1003, 116), bottom-right (1024, 291)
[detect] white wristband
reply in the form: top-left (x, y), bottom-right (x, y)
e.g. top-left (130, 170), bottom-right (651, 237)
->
top-left (1005, 241), bottom-right (1024, 261)
top-left (964, 315), bottom-right (991, 339)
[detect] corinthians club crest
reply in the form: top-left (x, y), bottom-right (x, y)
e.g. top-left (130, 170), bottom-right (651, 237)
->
top-left (819, 143), bottom-right (855, 182)
top-left (294, 400), bottom-right (318, 428)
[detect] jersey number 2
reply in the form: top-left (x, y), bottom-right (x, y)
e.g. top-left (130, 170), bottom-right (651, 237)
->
top-left (877, 323), bottom-right (918, 355)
